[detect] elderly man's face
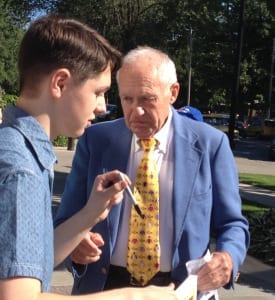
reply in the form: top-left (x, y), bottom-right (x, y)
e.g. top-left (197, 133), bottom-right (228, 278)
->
top-left (118, 62), bottom-right (179, 139)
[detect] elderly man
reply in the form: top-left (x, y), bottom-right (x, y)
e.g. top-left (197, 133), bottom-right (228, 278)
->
top-left (55, 46), bottom-right (249, 295)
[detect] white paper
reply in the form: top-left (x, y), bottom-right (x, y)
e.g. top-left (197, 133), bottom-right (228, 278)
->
top-left (185, 250), bottom-right (219, 300)
top-left (175, 274), bottom-right (197, 300)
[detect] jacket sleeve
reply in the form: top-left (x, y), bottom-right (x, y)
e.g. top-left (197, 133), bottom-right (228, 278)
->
top-left (210, 134), bottom-right (250, 288)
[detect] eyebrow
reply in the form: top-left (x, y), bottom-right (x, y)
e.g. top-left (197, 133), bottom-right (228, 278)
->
top-left (96, 85), bottom-right (110, 93)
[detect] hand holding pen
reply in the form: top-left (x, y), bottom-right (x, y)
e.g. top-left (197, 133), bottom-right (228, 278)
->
top-left (118, 172), bottom-right (145, 219)
top-left (85, 170), bottom-right (128, 225)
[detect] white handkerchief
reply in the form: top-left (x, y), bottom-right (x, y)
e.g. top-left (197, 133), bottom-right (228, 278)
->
top-left (185, 250), bottom-right (219, 300)
top-left (175, 274), bottom-right (197, 300)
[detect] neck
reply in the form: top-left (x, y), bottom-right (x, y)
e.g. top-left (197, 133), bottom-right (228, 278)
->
top-left (17, 96), bottom-right (52, 139)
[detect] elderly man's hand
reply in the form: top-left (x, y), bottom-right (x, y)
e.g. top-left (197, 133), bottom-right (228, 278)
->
top-left (70, 232), bottom-right (104, 264)
top-left (197, 251), bottom-right (233, 292)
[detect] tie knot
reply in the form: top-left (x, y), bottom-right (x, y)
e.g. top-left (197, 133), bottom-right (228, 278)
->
top-left (140, 138), bottom-right (157, 151)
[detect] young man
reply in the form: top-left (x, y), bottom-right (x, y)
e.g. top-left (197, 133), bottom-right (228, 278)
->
top-left (0, 16), bottom-right (177, 300)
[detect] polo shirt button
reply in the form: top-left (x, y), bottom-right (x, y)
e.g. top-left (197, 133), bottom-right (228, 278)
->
top-left (101, 267), bottom-right (107, 274)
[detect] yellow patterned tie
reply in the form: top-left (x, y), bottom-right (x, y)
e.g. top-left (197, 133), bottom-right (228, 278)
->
top-left (127, 138), bottom-right (160, 286)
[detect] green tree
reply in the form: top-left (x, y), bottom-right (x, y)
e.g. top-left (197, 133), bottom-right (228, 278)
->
top-left (32, 0), bottom-right (275, 117)
top-left (0, 0), bottom-right (25, 95)
top-left (0, 0), bottom-right (56, 96)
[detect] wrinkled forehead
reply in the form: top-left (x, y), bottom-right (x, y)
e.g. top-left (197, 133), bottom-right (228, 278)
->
top-left (118, 59), bottom-right (162, 84)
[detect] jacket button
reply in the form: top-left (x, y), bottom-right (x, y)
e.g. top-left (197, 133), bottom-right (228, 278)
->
top-left (101, 267), bottom-right (107, 274)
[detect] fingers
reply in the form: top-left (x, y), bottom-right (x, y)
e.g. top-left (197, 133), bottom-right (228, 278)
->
top-left (197, 251), bottom-right (233, 292)
top-left (100, 170), bottom-right (131, 192)
top-left (167, 282), bottom-right (176, 290)
top-left (93, 170), bottom-right (130, 206)
top-left (71, 246), bottom-right (101, 264)
top-left (71, 232), bottom-right (104, 264)
top-left (90, 232), bottom-right (104, 247)
top-left (84, 170), bottom-right (130, 225)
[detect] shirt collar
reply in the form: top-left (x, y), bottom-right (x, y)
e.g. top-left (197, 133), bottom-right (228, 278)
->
top-left (2, 105), bottom-right (56, 170)
top-left (133, 108), bottom-right (173, 153)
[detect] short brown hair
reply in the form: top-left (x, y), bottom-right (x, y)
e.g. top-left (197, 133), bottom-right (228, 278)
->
top-left (18, 15), bottom-right (121, 92)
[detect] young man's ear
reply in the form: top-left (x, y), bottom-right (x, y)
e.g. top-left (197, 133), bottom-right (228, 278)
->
top-left (51, 68), bottom-right (71, 98)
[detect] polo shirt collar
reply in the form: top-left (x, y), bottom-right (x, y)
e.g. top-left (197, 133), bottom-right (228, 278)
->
top-left (3, 105), bottom-right (56, 170)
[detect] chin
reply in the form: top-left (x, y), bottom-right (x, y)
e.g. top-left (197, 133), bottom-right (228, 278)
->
top-left (72, 127), bottom-right (86, 138)
top-left (86, 120), bottom-right (93, 127)
top-left (133, 128), bottom-right (154, 139)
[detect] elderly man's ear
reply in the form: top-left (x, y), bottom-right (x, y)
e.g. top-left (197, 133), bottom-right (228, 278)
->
top-left (170, 82), bottom-right (180, 104)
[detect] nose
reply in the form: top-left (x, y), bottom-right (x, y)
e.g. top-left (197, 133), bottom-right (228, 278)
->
top-left (135, 106), bottom-right (145, 116)
top-left (94, 97), bottom-right (107, 115)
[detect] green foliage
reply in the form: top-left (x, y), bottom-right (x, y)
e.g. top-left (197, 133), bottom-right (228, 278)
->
top-left (1, 0), bottom-right (275, 116)
top-left (243, 208), bottom-right (275, 266)
top-left (208, 89), bottom-right (227, 111)
top-left (240, 172), bottom-right (275, 266)
top-left (52, 136), bottom-right (68, 147)
top-left (0, 0), bottom-right (24, 94)
top-left (266, 0), bottom-right (275, 16)
top-left (242, 200), bottom-right (269, 213)
top-left (0, 91), bottom-right (18, 108)
top-left (47, 0), bottom-right (275, 116)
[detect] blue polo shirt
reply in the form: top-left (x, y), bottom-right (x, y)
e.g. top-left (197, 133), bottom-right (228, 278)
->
top-left (0, 105), bottom-right (56, 291)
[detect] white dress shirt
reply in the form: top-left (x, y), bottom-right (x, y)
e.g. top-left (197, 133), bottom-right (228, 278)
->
top-left (111, 110), bottom-right (174, 271)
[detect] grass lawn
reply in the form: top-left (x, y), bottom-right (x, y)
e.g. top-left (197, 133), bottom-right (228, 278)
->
top-left (241, 200), bottom-right (269, 213)
top-left (239, 173), bottom-right (275, 211)
top-left (239, 173), bottom-right (275, 191)
top-left (239, 174), bottom-right (275, 266)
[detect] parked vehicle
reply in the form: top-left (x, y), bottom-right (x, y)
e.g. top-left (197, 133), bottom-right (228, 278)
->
top-left (203, 114), bottom-right (240, 142)
top-left (240, 118), bottom-right (275, 139)
top-left (261, 119), bottom-right (275, 139)
top-left (235, 120), bottom-right (245, 132)
top-left (268, 137), bottom-right (275, 161)
top-left (240, 118), bottom-right (262, 138)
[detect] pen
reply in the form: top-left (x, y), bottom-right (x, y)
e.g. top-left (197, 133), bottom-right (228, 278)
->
top-left (118, 172), bottom-right (145, 219)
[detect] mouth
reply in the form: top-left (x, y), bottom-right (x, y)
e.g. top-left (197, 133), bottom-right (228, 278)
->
top-left (131, 120), bottom-right (148, 127)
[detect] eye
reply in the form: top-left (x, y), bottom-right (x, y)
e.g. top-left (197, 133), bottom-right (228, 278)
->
top-left (96, 92), bottom-right (106, 99)
top-left (147, 96), bottom-right (157, 102)
top-left (122, 96), bottom-right (132, 103)
top-left (140, 96), bottom-right (157, 105)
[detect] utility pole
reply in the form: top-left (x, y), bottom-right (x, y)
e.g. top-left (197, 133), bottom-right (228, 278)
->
top-left (187, 27), bottom-right (193, 106)
top-left (0, 85), bottom-right (2, 123)
top-left (267, 38), bottom-right (275, 119)
top-left (229, 0), bottom-right (245, 149)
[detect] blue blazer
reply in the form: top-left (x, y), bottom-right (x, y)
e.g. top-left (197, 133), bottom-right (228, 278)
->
top-left (55, 107), bottom-right (249, 294)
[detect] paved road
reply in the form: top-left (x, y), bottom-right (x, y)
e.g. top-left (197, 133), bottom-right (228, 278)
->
top-left (233, 137), bottom-right (275, 175)
top-left (53, 137), bottom-right (275, 198)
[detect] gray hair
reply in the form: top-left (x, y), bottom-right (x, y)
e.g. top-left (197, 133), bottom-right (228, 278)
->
top-left (116, 46), bottom-right (178, 85)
